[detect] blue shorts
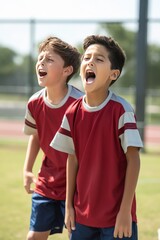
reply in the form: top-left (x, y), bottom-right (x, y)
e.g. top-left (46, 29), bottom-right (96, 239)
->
top-left (29, 193), bottom-right (65, 235)
top-left (71, 222), bottom-right (138, 240)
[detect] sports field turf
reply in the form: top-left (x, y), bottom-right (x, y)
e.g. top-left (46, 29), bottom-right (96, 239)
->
top-left (0, 138), bottom-right (159, 240)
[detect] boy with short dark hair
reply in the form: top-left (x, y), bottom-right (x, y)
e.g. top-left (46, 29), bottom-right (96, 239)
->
top-left (23, 36), bottom-right (83, 240)
top-left (50, 35), bottom-right (143, 240)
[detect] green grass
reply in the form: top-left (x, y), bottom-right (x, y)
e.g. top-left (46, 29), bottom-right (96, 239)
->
top-left (137, 150), bottom-right (160, 240)
top-left (0, 138), bottom-right (159, 240)
top-left (0, 139), bottom-right (68, 240)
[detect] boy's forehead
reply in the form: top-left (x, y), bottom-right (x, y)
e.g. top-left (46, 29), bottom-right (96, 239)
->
top-left (39, 49), bottom-right (55, 56)
top-left (84, 44), bottom-right (108, 55)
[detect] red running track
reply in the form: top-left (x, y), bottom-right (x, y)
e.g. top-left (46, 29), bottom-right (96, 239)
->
top-left (0, 119), bottom-right (159, 147)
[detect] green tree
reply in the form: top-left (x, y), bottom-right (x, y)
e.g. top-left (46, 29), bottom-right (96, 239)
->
top-left (0, 46), bottom-right (17, 85)
top-left (0, 45), bottom-right (38, 95)
top-left (147, 44), bottom-right (160, 89)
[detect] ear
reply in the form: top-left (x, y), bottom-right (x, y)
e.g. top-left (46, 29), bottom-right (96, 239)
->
top-left (110, 69), bottom-right (120, 81)
top-left (64, 66), bottom-right (73, 77)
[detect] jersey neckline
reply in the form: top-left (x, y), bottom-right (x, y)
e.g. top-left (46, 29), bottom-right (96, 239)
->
top-left (43, 84), bottom-right (72, 108)
top-left (82, 90), bottom-right (112, 112)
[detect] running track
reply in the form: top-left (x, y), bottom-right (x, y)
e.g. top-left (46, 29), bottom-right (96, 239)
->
top-left (0, 119), bottom-right (159, 148)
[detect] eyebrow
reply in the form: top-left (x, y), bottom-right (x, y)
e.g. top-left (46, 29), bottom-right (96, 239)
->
top-left (38, 53), bottom-right (53, 58)
top-left (84, 53), bottom-right (105, 58)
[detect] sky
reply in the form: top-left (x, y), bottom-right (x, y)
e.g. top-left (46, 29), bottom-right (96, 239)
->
top-left (0, 0), bottom-right (159, 54)
top-left (0, 0), bottom-right (140, 20)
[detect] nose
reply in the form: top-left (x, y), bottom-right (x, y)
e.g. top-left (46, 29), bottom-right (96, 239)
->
top-left (88, 61), bottom-right (94, 67)
top-left (38, 55), bottom-right (45, 64)
top-left (39, 59), bottom-right (45, 66)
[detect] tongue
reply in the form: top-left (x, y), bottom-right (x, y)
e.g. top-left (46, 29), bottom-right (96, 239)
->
top-left (87, 77), bottom-right (95, 84)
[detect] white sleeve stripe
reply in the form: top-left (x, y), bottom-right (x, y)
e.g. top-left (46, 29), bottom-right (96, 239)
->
top-left (23, 109), bottom-right (37, 135)
top-left (118, 112), bottom-right (136, 129)
top-left (50, 132), bottom-right (75, 155)
top-left (119, 129), bottom-right (143, 153)
top-left (61, 115), bottom-right (70, 131)
top-left (25, 110), bottom-right (36, 126)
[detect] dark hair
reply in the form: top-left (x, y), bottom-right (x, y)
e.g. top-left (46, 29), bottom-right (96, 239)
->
top-left (38, 36), bottom-right (81, 82)
top-left (83, 35), bottom-right (126, 85)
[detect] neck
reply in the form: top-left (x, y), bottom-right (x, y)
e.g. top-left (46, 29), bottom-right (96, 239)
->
top-left (46, 84), bottom-right (68, 105)
top-left (85, 90), bottom-right (109, 107)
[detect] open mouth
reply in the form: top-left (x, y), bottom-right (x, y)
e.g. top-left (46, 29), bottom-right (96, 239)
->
top-left (38, 69), bottom-right (47, 77)
top-left (85, 71), bottom-right (96, 84)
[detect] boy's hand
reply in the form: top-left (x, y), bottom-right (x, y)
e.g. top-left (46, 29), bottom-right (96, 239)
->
top-left (65, 206), bottom-right (76, 235)
top-left (113, 210), bottom-right (132, 238)
top-left (23, 171), bottom-right (37, 194)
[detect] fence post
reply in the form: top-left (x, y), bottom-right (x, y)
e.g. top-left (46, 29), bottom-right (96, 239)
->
top-left (28, 19), bottom-right (35, 98)
top-left (135, 0), bottom-right (148, 150)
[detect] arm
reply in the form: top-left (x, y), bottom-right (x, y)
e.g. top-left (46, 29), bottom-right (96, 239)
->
top-left (65, 154), bottom-right (78, 234)
top-left (114, 146), bottom-right (140, 238)
top-left (23, 132), bottom-right (40, 194)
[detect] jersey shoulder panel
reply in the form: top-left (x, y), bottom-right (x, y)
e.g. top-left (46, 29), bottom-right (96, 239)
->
top-left (66, 97), bottom-right (82, 115)
top-left (70, 85), bottom-right (84, 99)
top-left (111, 93), bottom-right (134, 112)
top-left (28, 88), bottom-right (44, 103)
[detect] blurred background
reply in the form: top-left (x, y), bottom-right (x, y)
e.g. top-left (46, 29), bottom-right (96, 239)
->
top-left (0, 0), bottom-right (159, 239)
top-left (0, 0), bottom-right (160, 146)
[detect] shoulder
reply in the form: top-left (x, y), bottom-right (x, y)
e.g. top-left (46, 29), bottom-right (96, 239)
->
top-left (66, 97), bottom-right (82, 114)
top-left (111, 92), bottom-right (134, 112)
top-left (28, 88), bottom-right (44, 104)
top-left (69, 85), bottom-right (84, 99)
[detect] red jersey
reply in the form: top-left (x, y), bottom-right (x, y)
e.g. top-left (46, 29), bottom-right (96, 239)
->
top-left (23, 85), bottom-right (83, 200)
top-left (50, 90), bottom-right (143, 227)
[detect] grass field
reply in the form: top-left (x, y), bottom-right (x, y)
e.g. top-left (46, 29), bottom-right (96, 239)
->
top-left (0, 138), bottom-right (159, 240)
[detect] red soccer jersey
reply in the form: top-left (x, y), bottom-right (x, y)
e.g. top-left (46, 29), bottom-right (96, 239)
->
top-left (23, 85), bottom-right (83, 200)
top-left (51, 90), bottom-right (143, 227)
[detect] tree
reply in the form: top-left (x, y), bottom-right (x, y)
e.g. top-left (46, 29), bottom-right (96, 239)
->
top-left (0, 46), bottom-right (17, 85)
top-left (0, 45), bottom-right (38, 95)
top-left (147, 44), bottom-right (160, 89)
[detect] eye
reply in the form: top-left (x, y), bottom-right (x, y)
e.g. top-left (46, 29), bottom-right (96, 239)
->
top-left (83, 56), bottom-right (90, 61)
top-left (47, 57), bottom-right (54, 62)
top-left (97, 58), bottom-right (103, 62)
top-left (38, 56), bottom-right (43, 61)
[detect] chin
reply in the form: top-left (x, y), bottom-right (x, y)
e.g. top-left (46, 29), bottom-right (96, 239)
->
top-left (38, 81), bottom-right (46, 87)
